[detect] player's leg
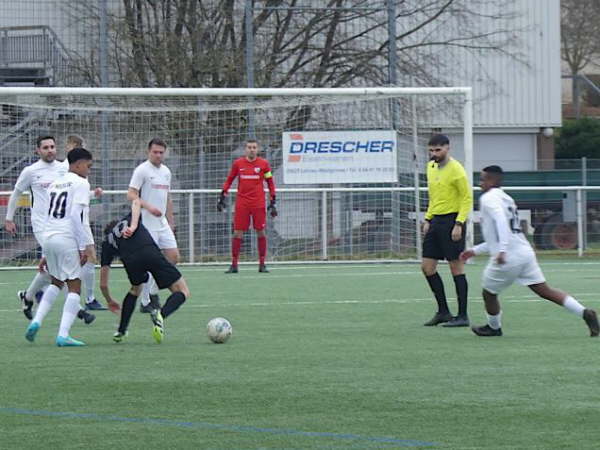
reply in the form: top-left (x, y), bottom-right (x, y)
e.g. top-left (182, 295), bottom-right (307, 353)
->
top-left (148, 251), bottom-right (185, 343)
top-left (253, 207), bottom-right (269, 272)
top-left (26, 277), bottom-right (64, 342)
top-left (421, 219), bottom-right (452, 325)
top-left (20, 270), bottom-right (51, 319)
top-left (139, 273), bottom-right (159, 313)
top-left (114, 284), bottom-right (143, 342)
top-left (441, 217), bottom-right (469, 327)
top-left (227, 205), bottom-right (249, 273)
top-left (471, 288), bottom-right (504, 337)
top-left (56, 278), bottom-right (86, 347)
top-left (471, 260), bottom-right (518, 337)
top-left (528, 282), bottom-right (599, 337)
top-left (162, 277), bottom-right (190, 318)
top-left (81, 247), bottom-right (106, 310)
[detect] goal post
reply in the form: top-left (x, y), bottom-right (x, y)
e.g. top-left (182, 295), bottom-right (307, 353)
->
top-left (0, 86), bottom-right (473, 266)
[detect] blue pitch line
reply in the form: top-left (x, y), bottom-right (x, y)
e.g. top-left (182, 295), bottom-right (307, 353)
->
top-left (0, 407), bottom-right (435, 448)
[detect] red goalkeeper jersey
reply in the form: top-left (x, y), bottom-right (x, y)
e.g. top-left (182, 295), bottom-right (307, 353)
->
top-left (222, 157), bottom-right (276, 208)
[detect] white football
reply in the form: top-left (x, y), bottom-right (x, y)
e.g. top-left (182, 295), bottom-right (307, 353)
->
top-left (207, 317), bottom-right (232, 344)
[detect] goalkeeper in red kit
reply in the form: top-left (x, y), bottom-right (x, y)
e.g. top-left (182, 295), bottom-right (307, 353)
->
top-left (218, 139), bottom-right (277, 273)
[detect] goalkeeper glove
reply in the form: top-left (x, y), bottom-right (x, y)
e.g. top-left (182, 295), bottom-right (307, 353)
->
top-left (267, 197), bottom-right (278, 218)
top-left (217, 191), bottom-right (228, 212)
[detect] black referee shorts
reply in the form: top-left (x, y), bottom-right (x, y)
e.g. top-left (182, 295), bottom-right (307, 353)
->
top-left (422, 213), bottom-right (466, 261)
top-left (121, 245), bottom-right (182, 289)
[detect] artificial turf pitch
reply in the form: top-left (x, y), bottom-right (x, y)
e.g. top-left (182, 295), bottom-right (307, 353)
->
top-left (1, 260), bottom-right (599, 449)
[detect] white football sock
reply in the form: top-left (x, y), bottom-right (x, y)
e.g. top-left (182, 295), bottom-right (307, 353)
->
top-left (563, 295), bottom-right (585, 318)
top-left (32, 284), bottom-right (61, 325)
top-left (25, 271), bottom-right (51, 301)
top-left (58, 292), bottom-right (82, 338)
top-left (140, 274), bottom-right (157, 306)
top-left (487, 311), bottom-right (502, 330)
top-left (81, 262), bottom-right (96, 302)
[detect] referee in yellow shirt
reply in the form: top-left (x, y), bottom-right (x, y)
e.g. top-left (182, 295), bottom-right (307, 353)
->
top-left (422, 134), bottom-right (473, 327)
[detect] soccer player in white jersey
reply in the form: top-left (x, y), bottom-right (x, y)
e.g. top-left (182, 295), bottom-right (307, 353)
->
top-left (4, 136), bottom-right (95, 324)
top-left (460, 165), bottom-right (599, 337)
top-left (59, 135), bottom-right (107, 311)
top-left (127, 138), bottom-right (179, 312)
top-left (25, 148), bottom-right (96, 347)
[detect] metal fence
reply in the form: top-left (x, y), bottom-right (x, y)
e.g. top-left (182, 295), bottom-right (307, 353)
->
top-left (1, 185), bottom-right (599, 268)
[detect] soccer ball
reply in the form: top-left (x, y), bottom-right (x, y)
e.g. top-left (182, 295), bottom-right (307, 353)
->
top-left (207, 317), bottom-right (232, 344)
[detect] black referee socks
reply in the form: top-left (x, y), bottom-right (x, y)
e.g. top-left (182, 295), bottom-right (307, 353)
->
top-left (453, 274), bottom-right (468, 317)
top-left (426, 273), bottom-right (450, 314)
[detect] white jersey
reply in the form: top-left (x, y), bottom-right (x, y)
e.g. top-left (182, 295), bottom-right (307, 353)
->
top-left (128, 160), bottom-right (171, 231)
top-left (474, 188), bottom-right (532, 257)
top-left (44, 172), bottom-right (94, 250)
top-left (7, 159), bottom-right (68, 233)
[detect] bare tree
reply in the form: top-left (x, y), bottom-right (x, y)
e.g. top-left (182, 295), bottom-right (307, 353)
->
top-left (561, 0), bottom-right (600, 112)
top-left (65, 0), bottom-right (521, 89)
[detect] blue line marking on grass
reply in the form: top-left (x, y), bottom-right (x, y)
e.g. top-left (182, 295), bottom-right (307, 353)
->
top-left (0, 407), bottom-right (435, 447)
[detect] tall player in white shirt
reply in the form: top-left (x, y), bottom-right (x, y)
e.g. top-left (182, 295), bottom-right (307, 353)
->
top-left (460, 165), bottom-right (599, 337)
top-left (127, 138), bottom-right (179, 311)
top-left (25, 148), bottom-right (96, 346)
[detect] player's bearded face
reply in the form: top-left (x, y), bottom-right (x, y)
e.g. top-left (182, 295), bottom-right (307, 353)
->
top-left (37, 139), bottom-right (57, 163)
top-left (428, 145), bottom-right (448, 163)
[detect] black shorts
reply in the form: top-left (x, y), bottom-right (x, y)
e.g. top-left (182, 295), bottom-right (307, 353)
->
top-left (422, 213), bottom-right (466, 261)
top-left (121, 245), bottom-right (181, 289)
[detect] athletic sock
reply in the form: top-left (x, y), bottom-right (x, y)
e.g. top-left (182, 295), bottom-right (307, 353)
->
top-left (81, 262), bottom-right (96, 302)
top-left (425, 273), bottom-right (449, 314)
top-left (453, 274), bottom-right (468, 317)
top-left (32, 284), bottom-right (61, 325)
top-left (118, 293), bottom-right (138, 333)
top-left (25, 271), bottom-right (51, 302)
top-left (161, 292), bottom-right (186, 319)
top-left (232, 237), bottom-right (242, 267)
top-left (140, 274), bottom-right (156, 307)
top-left (258, 236), bottom-right (267, 265)
top-left (487, 311), bottom-right (502, 330)
top-left (58, 292), bottom-right (82, 338)
top-left (563, 295), bottom-right (585, 318)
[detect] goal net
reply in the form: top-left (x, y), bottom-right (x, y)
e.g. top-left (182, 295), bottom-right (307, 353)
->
top-left (0, 87), bottom-right (472, 266)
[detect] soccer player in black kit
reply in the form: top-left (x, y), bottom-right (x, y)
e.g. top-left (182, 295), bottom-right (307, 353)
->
top-left (100, 198), bottom-right (190, 343)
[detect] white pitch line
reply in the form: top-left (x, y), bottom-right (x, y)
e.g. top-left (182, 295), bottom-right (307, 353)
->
top-left (1, 293), bottom-right (598, 313)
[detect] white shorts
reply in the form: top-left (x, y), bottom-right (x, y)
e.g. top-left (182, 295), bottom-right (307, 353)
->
top-left (482, 252), bottom-right (545, 294)
top-left (148, 226), bottom-right (177, 250)
top-left (44, 235), bottom-right (82, 281)
top-left (34, 231), bottom-right (47, 257)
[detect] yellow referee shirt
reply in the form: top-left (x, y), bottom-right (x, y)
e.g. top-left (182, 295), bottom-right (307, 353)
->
top-left (425, 158), bottom-right (472, 223)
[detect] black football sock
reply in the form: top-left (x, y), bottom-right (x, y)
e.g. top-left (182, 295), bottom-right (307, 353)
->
top-left (118, 293), bottom-right (137, 333)
top-left (453, 274), bottom-right (468, 317)
top-left (425, 273), bottom-right (449, 314)
top-left (161, 292), bottom-right (186, 319)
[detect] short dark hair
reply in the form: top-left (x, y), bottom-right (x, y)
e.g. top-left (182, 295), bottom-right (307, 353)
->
top-left (427, 134), bottom-right (449, 146)
top-left (148, 137), bottom-right (167, 150)
top-left (36, 135), bottom-right (55, 148)
top-left (67, 147), bottom-right (93, 164)
top-left (483, 165), bottom-right (504, 175)
top-left (246, 139), bottom-right (259, 146)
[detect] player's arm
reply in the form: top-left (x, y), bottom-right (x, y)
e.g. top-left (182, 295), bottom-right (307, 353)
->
top-left (166, 192), bottom-right (175, 229)
top-left (4, 168), bottom-right (31, 234)
top-left (71, 184), bottom-right (95, 259)
top-left (454, 168), bottom-right (473, 224)
top-left (124, 198), bottom-right (141, 238)
top-left (264, 164), bottom-right (277, 217)
top-left (487, 199), bottom-right (510, 263)
top-left (99, 240), bottom-right (120, 313)
top-left (218, 161), bottom-right (238, 211)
